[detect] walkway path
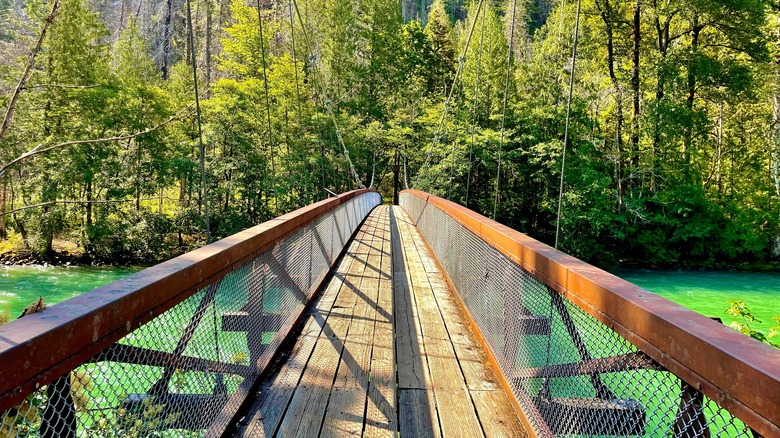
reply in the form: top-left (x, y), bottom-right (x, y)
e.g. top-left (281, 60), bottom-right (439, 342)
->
top-left (233, 205), bottom-right (526, 437)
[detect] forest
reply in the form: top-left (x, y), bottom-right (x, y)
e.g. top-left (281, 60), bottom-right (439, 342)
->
top-left (0, 0), bottom-right (779, 270)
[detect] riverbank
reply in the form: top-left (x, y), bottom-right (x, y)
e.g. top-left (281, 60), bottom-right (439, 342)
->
top-left (0, 238), bottom-right (178, 267)
top-left (0, 248), bottom-right (98, 267)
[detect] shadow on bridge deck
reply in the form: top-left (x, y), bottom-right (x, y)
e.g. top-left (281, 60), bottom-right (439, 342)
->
top-left (232, 205), bottom-right (526, 437)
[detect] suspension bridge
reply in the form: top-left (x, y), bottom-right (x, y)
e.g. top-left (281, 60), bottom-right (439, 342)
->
top-left (0, 189), bottom-right (777, 437)
top-left (0, 0), bottom-right (779, 436)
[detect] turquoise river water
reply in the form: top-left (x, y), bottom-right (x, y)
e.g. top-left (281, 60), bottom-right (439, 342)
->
top-left (0, 266), bottom-right (142, 318)
top-left (0, 266), bottom-right (777, 332)
top-left (619, 269), bottom-right (780, 333)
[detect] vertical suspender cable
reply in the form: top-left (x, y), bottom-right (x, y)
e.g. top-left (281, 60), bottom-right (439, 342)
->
top-left (288, 0), bottom-right (323, 198)
top-left (291, 0), bottom-right (363, 189)
top-left (289, 0), bottom-right (303, 126)
top-left (493, 0), bottom-right (517, 220)
top-left (185, 0), bottom-right (210, 243)
top-left (186, 0), bottom-right (222, 390)
top-left (256, 0), bottom-right (277, 211)
top-left (369, 152), bottom-right (376, 189)
top-left (554, 0), bottom-right (582, 249)
top-left (465, 3), bottom-right (486, 208)
top-left (415, 0), bottom-right (484, 189)
top-left (403, 155), bottom-right (410, 189)
top-left (446, 57), bottom-right (465, 199)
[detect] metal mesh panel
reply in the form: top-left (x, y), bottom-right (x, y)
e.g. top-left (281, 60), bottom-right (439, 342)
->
top-left (0, 192), bottom-right (380, 438)
top-left (400, 192), bottom-right (756, 438)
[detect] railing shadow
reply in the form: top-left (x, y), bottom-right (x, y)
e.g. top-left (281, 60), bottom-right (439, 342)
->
top-left (388, 206), bottom-right (436, 436)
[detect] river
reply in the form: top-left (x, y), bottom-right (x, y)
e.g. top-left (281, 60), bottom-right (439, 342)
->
top-left (0, 266), bottom-right (778, 332)
top-left (618, 269), bottom-right (780, 333)
top-left (0, 265), bottom-right (142, 318)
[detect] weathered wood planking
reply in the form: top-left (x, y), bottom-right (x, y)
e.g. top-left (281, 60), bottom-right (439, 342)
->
top-left (398, 389), bottom-right (441, 438)
top-left (321, 207), bottom-right (388, 437)
top-left (235, 220), bottom-right (372, 437)
top-left (395, 210), bottom-right (483, 437)
top-left (235, 206), bottom-right (526, 438)
top-left (391, 207), bottom-right (428, 391)
top-left (364, 208), bottom-right (397, 437)
top-left (402, 207), bottom-right (527, 438)
top-left (274, 211), bottom-right (379, 437)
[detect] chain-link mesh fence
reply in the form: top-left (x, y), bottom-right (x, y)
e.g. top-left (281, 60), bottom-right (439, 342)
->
top-left (400, 192), bottom-right (761, 438)
top-left (0, 191), bottom-right (380, 438)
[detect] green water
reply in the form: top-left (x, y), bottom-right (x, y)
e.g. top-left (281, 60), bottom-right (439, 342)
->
top-left (0, 266), bottom-right (141, 319)
top-left (618, 269), bottom-right (780, 333)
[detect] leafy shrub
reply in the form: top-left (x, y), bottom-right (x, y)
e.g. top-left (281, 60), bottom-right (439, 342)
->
top-left (726, 300), bottom-right (780, 349)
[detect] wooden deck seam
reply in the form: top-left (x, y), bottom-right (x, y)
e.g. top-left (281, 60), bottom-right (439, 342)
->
top-left (394, 208), bottom-right (447, 437)
top-left (405, 220), bottom-right (490, 438)
top-left (261, 212), bottom-right (378, 437)
top-left (318, 208), bottom-right (385, 437)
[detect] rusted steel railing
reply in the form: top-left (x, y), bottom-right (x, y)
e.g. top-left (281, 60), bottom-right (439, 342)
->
top-left (400, 189), bottom-right (779, 438)
top-left (0, 189), bottom-right (380, 437)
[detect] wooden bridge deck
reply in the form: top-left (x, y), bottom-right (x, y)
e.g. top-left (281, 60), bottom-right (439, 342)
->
top-left (234, 205), bottom-right (526, 437)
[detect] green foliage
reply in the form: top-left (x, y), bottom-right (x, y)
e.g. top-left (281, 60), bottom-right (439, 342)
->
top-left (726, 300), bottom-right (780, 348)
top-left (1, 0), bottom-right (780, 273)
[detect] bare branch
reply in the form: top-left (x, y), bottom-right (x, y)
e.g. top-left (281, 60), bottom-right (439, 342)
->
top-left (3, 197), bottom-right (181, 216)
top-left (0, 0), bottom-right (61, 144)
top-left (0, 102), bottom-right (195, 178)
top-left (21, 83), bottom-right (104, 90)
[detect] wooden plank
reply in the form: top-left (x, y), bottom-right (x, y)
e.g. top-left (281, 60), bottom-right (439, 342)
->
top-left (394, 210), bottom-right (483, 438)
top-left (401, 208), bottom-right (527, 438)
top-left (399, 389), bottom-right (441, 438)
top-left (320, 209), bottom-right (383, 437)
top-left (391, 207), bottom-right (428, 390)
top-left (364, 325), bottom-right (397, 437)
top-left (276, 211), bottom-right (379, 437)
top-left (235, 215), bottom-right (373, 437)
top-left (364, 207), bottom-right (398, 437)
top-left (470, 390), bottom-right (528, 438)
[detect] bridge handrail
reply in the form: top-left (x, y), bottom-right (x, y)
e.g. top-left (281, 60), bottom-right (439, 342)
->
top-left (401, 189), bottom-right (779, 437)
top-left (0, 189), bottom-right (376, 415)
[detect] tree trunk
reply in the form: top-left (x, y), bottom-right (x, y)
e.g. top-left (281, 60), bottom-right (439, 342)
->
top-left (596, 0), bottom-right (624, 206)
top-left (9, 176), bottom-right (27, 244)
top-left (630, 0), bottom-right (641, 190)
top-left (652, 11), bottom-right (674, 192)
top-left (135, 139), bottom-right (141, 214)
top-left (0, 178), bottom-right (6, 240)
top-left (716, 102), bottom-right (723, 197)
top-left (85, 179), bottom-right (93, 253)
top-left (41, 180), bottom-right (56, 257)
top-left (205, 0), bottom-right (212, 85)
top-left (161, 0), bottom-right (173, 79)
top-left (0, 0), bottom-right (60, 144)
top-left (684, 15), bottom-right (702, 171)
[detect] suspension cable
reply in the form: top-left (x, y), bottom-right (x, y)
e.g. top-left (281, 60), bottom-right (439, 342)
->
top-left (403, 154), bottom-right (410, 189)
top-left (288, 0), bottom-right (303, 127)
top-left (493, 0), bottom-right (518, 220)
top-left (185, 0), bottom-right (210, 243)
top-left (369, 152), bottom-right (376, 189)
top-left (290, 0), bottom-right (364, 189)
top-left (187, 0), bottom-right (222, 393)
top-left (414, 0), bottom-right (484, 189)
top-left (465, 3), bottom-right (487, 208)
top-left (554, 0), bottom-right (582, 249)
top-left (256, 0), bottom-right (277, 210)
top-left (446, 57), bottom-right (465, 199)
